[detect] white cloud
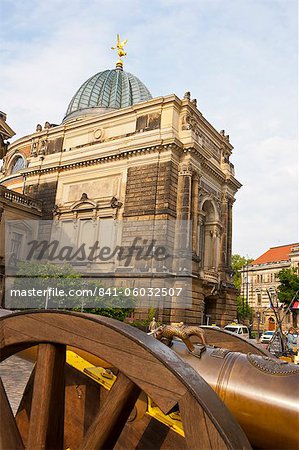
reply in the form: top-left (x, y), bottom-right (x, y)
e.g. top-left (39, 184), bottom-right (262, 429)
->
top-left (233, 136), bottom-right (298, 257)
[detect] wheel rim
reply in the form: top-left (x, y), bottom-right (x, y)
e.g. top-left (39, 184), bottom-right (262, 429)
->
top-left (0, 311), bottom-right (251, 450)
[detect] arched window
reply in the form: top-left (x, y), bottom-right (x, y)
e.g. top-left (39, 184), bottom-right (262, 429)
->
top-left (10, 155), bottom-right (25, 174)
top-left (268, 317), bottom-right (275, 331)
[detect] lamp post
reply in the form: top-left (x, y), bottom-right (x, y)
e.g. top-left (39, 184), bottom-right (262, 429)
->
top-left (80, 280), bottom-right (87, 312)
top-left (257, 311), bottom-right (261, 341)
top-left (246, 264), bottom-right (249, 312)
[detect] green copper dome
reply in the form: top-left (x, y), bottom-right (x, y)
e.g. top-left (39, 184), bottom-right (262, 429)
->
top-left (63, 68), bottom-right (152, 121)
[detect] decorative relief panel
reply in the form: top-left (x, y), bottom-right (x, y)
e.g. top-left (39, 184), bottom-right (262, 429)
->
top-left (210, 348), bottom-right (230, 359)
top-left (201, 180), bottom-right (219, 198)
top-left (30, 137), bottom-right (63, 157)
top-left (136, 113), bottom-right (161, 132)
top-left (93, 128), bottom-right (103, 140)
top-left (64, 176), bottom-right (120, 203)
top-left (247, 354), bottom-right (299, 376)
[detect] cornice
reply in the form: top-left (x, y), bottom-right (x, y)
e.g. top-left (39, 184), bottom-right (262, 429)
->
top-left (7, 95), bottom-right (182, 152)
top-left (21, 141), bottom-right (182, 177)
top-left (0, 119), bottom-right (15, 140)
top-left (180, 101), bottom-right (234, 151)
top-left (183, 146), bottom-right (226, 183)
top-left (226, 176), bottom-right (242, 190)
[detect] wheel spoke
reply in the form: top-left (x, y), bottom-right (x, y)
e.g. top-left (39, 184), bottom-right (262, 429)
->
top-left (1, 312), bottom-right (254, 450)
top-left (0, 377), bottom-right (24, 450)
top-left (179, 390), bottom-right (226, 450)
top-left (80, 372), bottom-right (140, 450)
top-left (27, 343), bottom-right (66, 450)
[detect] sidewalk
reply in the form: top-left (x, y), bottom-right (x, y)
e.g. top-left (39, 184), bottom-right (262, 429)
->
top-left (0, 355), bottom-right (34, 414)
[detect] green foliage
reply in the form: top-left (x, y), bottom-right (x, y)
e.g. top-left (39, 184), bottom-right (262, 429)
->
top-left (231, 254), bottom-right (253, 290)
top-left (231, 253), bottom-right (253, 323)
top-left (75, 307), bottom-right (134, 322)
top-left (236, 295), bottom-right (253, 323)
top-left (130, 319), bottom-right (149, 331)
top-left (130, 308), bottom-right (160, 331)
top-left (9, 261), bottom-right (81, 309)
top-left (276, 268), bottom-right (299, 306)
top-left (147, 306), bottom-right (156, 322)
top-left (15, 261), bottom-right (80, 279)
top-left (73, 288), bottom-right (136, 321)
top-left (11, 261), bottom-right (135, 321)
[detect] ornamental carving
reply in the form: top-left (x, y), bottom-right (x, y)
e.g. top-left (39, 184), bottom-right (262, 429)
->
top-left (247, 354), bottom-right (299, 376)
top-left (210, 348), bottom-right (230, 359)
top-left (178, 162), bottom-right (193, 176)
top-left (110, 196), bottom-right (123, 209)
top-left (181, 113), bottom-right (221, 162)
top-left (201, 181), bottom-right (219, 198)
top-left (30, 141), bottom-right (38, 157)
top-left (94, 128), bottom-right (103, 140)
top-left (221, 191), bottom-right (235, 205)
top-left (30, 139), bottom-right (48, 157)
top-left (39, 140), bottom-right (48, 155)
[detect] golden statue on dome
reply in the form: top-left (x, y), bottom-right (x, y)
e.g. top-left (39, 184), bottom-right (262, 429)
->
top-left (111, 34), bottom-right (128, 69)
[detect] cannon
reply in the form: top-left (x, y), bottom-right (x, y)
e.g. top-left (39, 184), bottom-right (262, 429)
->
top-left (0, 311), bottom-right (298, 450)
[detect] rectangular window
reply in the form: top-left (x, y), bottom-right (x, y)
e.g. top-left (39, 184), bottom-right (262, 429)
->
top-left (257, 293), bottom-right (262, 306)
top-left (10, 232), bottom-right (23, 259)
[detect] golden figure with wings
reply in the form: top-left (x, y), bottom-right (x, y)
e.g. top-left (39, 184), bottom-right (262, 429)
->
top-left (111, 34), bottom-right (128, 68)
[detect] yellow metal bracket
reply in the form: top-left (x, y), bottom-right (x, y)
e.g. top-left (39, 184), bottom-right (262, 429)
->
top-left (66, 350), bottom-right (184, 437)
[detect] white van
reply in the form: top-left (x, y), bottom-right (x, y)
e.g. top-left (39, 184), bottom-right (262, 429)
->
top-left (223, 324), bottom-right (250, 340)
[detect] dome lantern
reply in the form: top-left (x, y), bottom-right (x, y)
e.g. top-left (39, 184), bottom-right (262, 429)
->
top-left (63, 36), bottom-right (152, 122)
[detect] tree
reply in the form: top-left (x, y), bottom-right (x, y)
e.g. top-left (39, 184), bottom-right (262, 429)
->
top-left (10, 261), bottom-right (135, 321)
top-left (276, 268), bottom-right (299, 306)
top-left (236, 296), bottom-right (253, 323)
top-left (231, 254), bottom-right (253, 290)
top-left (231, 254), bottom-right (253, 323)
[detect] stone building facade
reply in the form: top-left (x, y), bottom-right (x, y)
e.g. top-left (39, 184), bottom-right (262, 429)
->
top-left (0, 114), bottom-right (41, 303)
top-left (0, 65), bottom-right (241, 325)
top-left (240, 243), bottom-right (299, 331)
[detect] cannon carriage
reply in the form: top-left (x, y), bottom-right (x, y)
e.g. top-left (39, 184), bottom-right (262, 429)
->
top-left (1, 311), bottom-right (298, 450)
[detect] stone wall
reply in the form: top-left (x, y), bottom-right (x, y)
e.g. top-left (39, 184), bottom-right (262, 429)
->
top-left (25, 180), bottom-right (58, 220)
top-left (124, 161), bottom-right (177, 218)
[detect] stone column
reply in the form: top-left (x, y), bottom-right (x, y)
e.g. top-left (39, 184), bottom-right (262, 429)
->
top-left (220, 191), bottom-right (228, 270)
top-left (191, 171), bottom-right (200, 256)
top-left (227, 198), bottom-right (234, 269)
top-left (211, 227), bottom-right (218, 269)
top-left (197, 211), bottom-right (205, 267)
top-left (176, 160), bottom-right (193, 250)
top-left (171, 160), bottom-right (193, 324)
top-left (219, 191), bottom-right (234, 277)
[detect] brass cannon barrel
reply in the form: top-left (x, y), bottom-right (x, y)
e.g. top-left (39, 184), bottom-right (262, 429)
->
top-left (6, 311), bottom-right (298, 450)
top-left (172, 341), bottom-right (299, 450)
top-left (16, 340), bottom-right (299, 449)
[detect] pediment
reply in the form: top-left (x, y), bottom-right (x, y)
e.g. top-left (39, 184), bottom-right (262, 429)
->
top-left (0, 117), bottom-right (15, 140)
top-left (70, 199), bottom-right (97, 211)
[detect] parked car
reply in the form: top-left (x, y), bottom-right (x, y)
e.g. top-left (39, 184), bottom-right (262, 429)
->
top-left (260, 330), bottom-right (275, 344)
top-left (223, 324), bottom-right (250, 340)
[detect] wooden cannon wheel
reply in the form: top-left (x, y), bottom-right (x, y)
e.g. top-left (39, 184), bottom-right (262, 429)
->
top-left (0, 311), bottom-right (251, 450)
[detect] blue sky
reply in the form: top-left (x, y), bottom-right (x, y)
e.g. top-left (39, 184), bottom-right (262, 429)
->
top-left (0, 0), bottom-right (298, 257)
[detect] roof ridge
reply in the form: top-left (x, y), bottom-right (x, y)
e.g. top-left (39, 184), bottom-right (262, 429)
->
top-left (269, 243), bottom-right (299, 249)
